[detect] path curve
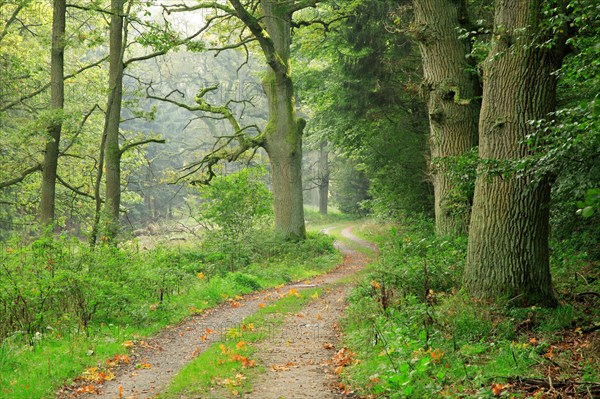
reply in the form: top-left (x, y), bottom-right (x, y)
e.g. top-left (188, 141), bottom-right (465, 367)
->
top-left (67, 226), bottom-right (375, 399)
top-left (243, 226), bottom-right (373, 398)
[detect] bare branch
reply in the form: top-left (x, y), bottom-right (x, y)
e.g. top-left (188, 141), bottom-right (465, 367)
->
top-left (120, 138), bottom-right (166, 155)
top-left (147, 84), bottom-right (265, 184)
top-left (208, 36), bottom-right (256, 54)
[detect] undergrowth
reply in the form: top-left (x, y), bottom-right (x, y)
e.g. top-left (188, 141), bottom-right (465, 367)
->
top-left (342, 216), bottom-right (599, 398)
top-left (0, 230), bottom-right (339, 399)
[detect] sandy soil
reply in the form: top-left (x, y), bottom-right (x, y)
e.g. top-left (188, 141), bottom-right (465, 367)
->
top-left (64, 226), bottom-right (373, 399)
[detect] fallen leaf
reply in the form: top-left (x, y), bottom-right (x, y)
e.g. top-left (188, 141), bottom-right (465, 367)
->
top-left (197, 272), bottom-right (205, 279)
top-left (236, 341), bottom-right (246, 349)
top-left (259, 303), bottom-right (266, 308)
top-left (491, 383), bottom-right (504, 396)
top-left (136, 361), bottom-right (151, 369)
top-left (270, 364), bottom-right (291, 372)
top-left (323, 342), bottom-right (334, 350)
top-left (118, 385), bottom-right (123, 398)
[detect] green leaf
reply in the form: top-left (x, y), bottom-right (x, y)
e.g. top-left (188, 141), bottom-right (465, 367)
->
top-left (581, 206), bottom-right (595, 218)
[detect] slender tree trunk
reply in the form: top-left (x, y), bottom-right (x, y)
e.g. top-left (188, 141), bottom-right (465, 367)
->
top-left (413, 0), bottom-right (479, 237)
top-left (260, 0), bottom-right (306, 240)
top-left (464, 0), bottom-right (565, 307)
top-left (318, 141), bottom-right (329, 215)
top-left (89, 127), bottom-right (107, 246)
top-left (40, 0), bottom-right (66, 227)
top-left (103, 0), bottom-right (125, 241)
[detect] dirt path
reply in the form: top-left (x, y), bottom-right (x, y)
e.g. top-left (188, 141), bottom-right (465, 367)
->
top-left (243, 228), bottom-right (371, 399)
top-left (68, 226), bottom-right (374, 399)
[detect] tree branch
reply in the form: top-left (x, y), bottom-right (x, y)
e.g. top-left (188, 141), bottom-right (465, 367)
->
top-left (56, 175), bottom-right (95, 200)
top-left (0, 163), bottom-right (42, 189)
top-left (0, 4), bottom-right (24, 42)
top-left (289, 0), bottom-right (320, 14)
top-left (147, 86), bottom-right (264, 184)
top-left (119, 138), bottom-right (166, 155)
top-left (0, 56), bottom-right (108, 112)
top-left (228, 0), bottom-right (287, 76)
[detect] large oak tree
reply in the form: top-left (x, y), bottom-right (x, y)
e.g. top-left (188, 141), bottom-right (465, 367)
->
top-left (464, 0), bottom-right (567, 306)
top-left (412, 0), bottom-right (479, 236)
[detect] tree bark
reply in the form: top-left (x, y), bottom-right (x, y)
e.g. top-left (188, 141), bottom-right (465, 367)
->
top-left (260, 0), bottom-right (306, 240)
top-left (40, 0), bottom-right (66, 227)
top-left (413, 0), bottom-right (479, 237)
top-left (318, 141), bottom-right (329, 215)
top-left (464, 0), bottom-right (565, 307)
top-left (103, 0), bottom-right (125, 241)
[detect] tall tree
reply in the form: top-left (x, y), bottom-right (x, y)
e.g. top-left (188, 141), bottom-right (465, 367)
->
top-left (464, 0), bottom-right (567, 306)
top-left (40, 0), bottom-right (66, 227)
top-left (160, 0), bottom-right (313, 239)
top-left (229, 0), bottom-right (307, 239)
top-left (412, 0), bottom-right (479, 236)
top-left (102, 0), bottom-right (126, 241)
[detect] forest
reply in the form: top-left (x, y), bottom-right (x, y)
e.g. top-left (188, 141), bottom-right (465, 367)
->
top-left (0, 0), bottom-right (598, 398)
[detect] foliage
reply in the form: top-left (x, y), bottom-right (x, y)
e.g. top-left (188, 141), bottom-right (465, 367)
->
top-left (294, 0), bottom-right (432, 217)
top-left (197, 167), bottom-right (272, 240)
top-left (0, 230), bottom-right (338, 398)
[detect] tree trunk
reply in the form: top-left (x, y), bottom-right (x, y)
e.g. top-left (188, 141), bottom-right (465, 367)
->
top-left (103, 0), bottom-right (125, 241)
top-left (260, 0), bottom-right (306, 240)
top-left (40, 0), bottom-right (66, 227)
top-left (413, 0), bottom-right (479, 237)
top-left (464, 0), bottom-right (565, 307)
top-left (318, 141), bottom-right (329, 215)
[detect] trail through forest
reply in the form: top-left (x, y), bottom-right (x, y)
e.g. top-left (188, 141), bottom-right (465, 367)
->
top-left (66, 225), bottom-right (374, 399)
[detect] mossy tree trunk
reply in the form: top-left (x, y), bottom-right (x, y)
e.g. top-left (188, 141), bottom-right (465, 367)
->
top-left (103, 0), bottom-right (125, 241)
top-left (413, 0), bottom-right (479, 237)
top-left (40, 0), bottom-right (66, 228)
top-left (262, 0), bottom-right (305, 239)
top-left (232, 0), bottom-right (306, 239)
top-left (464, 0), bottom-right (566, 307)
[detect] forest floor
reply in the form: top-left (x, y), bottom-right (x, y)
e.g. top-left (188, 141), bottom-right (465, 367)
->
top-left (64, 225), bottom-right (374, 399)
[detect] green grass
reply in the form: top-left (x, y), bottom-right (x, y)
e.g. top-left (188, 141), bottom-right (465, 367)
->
top-left (0, 230), bottom-right (342, 399)
top-left (160, 287), bottom-right (323, 399)
top-left (338, 216), bottom-right (600, 399)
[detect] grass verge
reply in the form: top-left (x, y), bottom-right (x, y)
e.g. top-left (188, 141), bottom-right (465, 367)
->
top-left (0, 229), bottom-right (340, 399)
top-left (339, 216), bottom-right (600, 398)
